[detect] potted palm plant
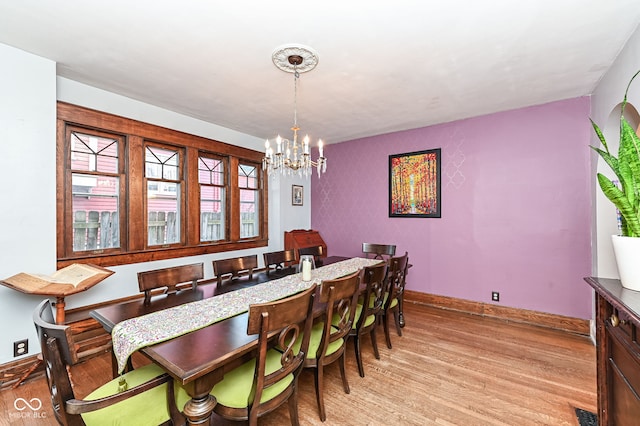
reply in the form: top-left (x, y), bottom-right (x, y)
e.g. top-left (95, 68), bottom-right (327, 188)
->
top-left (591, 69), bottom-right (640, 291)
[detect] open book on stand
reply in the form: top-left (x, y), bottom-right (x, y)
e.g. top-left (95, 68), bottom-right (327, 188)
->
top-left (1, 263), bottom-right (114, 296)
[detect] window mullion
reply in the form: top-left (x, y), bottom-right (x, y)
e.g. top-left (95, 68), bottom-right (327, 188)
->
top-left (229, 157), bottom-right (240, 242)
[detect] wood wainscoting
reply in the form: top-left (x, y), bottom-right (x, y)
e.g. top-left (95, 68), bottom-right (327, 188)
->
top-left (404, 290), bottom-right (591, 336)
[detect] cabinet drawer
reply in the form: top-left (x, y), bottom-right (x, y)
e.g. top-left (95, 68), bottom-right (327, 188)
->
top-left (608, 322), bottom-right (640, 394)
top-left (607, 307), bottom-right (639, 352)
top-left (607, 326), bottom-right (640, 422)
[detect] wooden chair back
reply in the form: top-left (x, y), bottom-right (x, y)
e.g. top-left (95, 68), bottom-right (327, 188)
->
top-left (263, 249), bottom-right (296, 276)
top-left (244, 284), bottom-right (317, 424)
top-left (357, 261), bottom-right (387, 329)
top-left (298, 245), bottom-right (325, 266)
top-left (137, 262), bottom-right (204, 305)
top-left (362, 243), bottom-right (396, 260)
top-left (386, 252), bottom-right (409, 308)
top-left (33, 300), bottom-right (78, 425)
top-left (349, 261), bottom-right (387, 377)
top-left (380, 251), bottom-right (409, 349)
top-left (212, 254), bottom-right (258, 287)
top-left (303, 270), bottom-right (360, 421)
top-left (316, 271), bottom-right (360, 359)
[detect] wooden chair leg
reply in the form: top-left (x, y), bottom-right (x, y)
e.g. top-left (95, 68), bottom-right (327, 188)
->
top-left (288, 385), bottom-right (300, 426)
top-left (370, 328), bottom-right (380, 360)
top-left (383, 313), bottom-right (393, 349)
top-left (354, 335), bottom-right (365, 378)
top-left (393, 308), bottom-right (403, 336)
top-left (313, 367), bottom-right (326, 421)
top-left (249, 408), bottom-right (259, 426)
top-left (11, 356), bottom-right (42, 389)
top-left (339, 353), bottom-right (350, 394)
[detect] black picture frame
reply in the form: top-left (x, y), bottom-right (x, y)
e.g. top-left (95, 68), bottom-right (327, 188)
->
top-left (389, 148), bottom-right (441, 218)
top-left (292, 185), bottom-right (303, 206)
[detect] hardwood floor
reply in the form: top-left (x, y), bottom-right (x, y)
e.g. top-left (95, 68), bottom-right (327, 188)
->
top-left (1, 302), bottom-right (596, 425)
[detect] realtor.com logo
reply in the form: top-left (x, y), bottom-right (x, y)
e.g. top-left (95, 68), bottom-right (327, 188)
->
top-left (9, 397), bottom-right (47, 420)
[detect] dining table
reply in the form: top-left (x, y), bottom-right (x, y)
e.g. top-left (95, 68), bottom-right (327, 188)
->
top-left (90, 255), bottom-right (381, 425)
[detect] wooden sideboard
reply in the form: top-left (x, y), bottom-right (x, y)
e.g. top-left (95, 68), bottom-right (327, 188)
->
top-left (584, 277), bottom-right (640, 425)
top-left (284, 229), bottom-right (328, 261)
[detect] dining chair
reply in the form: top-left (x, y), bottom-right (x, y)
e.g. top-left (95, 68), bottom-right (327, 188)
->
top-left (298, 245), bottom-right (325, 266)
top-left (212, 254), bottom-right (258, 289)
top-left (209, 284), bottom-right (317, 426)
top-left (361, 243), bottom-right (396, 260)
top-left (298, 270), bottom-right (360, 421)
top-left (350, 261), bottom-right (387, 377)
top-left (263, 249), bottom-right (297, 277)
top-left (380, 252), bottom-right (409, 349)
top-left (33, 299), bottom-right (189, 426)
top-left (137, 262), bottom-right (204, 305)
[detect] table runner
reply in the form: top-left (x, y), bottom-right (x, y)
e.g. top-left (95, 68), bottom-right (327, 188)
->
top-left (111, 257), bottom-right (381, 373)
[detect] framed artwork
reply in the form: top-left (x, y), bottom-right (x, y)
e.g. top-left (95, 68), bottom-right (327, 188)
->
top-left (292, 185), bottom-right (303, 206)
top-left (389, 148), bottom-right (441, 218)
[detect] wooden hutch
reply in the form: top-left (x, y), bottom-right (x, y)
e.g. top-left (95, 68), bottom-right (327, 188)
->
top-left (284, 229), bottom-right (328, 261)
top-left (584, 277), bottom-right (640, 425)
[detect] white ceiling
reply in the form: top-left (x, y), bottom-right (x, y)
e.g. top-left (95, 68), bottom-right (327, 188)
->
top-left (1, 1), bottom-right (639, 145)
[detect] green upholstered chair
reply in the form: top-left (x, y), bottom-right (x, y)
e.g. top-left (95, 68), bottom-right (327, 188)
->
top-left (298, 270), bottom-right (360, 421)
top-left (350, 261), bottom-right (387, 377)
top-left (380, 252), bottom-right (409, 349)
top-left (33, 299), bottom-right (189, 426)
top-left (209, 284), bottom-right (317, 426)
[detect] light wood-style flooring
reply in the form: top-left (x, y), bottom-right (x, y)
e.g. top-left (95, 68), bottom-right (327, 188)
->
top-left (1, 302), bottom-right (596, 425)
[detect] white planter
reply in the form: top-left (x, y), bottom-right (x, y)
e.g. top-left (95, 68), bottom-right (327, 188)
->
top-left (611, 235), bottom-right (640, 291)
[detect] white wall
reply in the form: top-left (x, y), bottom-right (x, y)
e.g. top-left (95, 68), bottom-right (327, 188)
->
top-left (590, 23), bottom-right (640, 278)
top-left (0, 44), bottom-right (56, 364)
top-left (0, 46), bottom-right (312, 365)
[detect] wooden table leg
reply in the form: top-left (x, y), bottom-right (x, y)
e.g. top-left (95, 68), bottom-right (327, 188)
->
top-left (182, 380), bottom-right (217, 425)
top-left (182, 394), bottom-right (216, 425)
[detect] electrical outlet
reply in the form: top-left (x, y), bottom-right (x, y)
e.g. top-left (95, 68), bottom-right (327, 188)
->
top-left (13, 339), bottom-right (28, 357)
top-left (491, 291), bottom-right (500, 302)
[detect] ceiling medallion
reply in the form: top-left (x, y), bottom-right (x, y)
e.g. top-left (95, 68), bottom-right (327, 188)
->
top-left (271, 44), bottom-right (319, 74)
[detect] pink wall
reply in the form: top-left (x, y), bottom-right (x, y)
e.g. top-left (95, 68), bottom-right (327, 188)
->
top-left (312, 97), bottom-right (593, 319)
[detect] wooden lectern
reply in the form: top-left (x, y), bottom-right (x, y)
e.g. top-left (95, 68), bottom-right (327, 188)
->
top-left (1, 263), bottom-right (114, 324)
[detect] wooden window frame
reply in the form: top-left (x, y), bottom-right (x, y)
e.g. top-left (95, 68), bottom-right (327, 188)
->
top-left (197, 153), bottom-right (228, 243)
top-left (65, 126), bottom-right (126, 257)
top-left (143, 141), bottom-right (185, 248)
top-left (56, 102), bottom-right (268, 268)
top-left (237, 161), bottom-right (263, 240)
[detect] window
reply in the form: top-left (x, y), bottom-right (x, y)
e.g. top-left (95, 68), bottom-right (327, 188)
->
top-left (238, 163), bottom-right (260, 239)
top-left (145, 144), bottom-right (183, 246)
top-left (56, 102), bottom-right (267, 267)
top-left (67, 128), bottom-right (124, 254)
top-left (199, 155), bottom-right (226, 242)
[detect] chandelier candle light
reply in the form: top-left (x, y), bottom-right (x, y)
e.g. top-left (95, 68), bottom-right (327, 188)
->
top-left (263, 45), bottom-right (327, 178)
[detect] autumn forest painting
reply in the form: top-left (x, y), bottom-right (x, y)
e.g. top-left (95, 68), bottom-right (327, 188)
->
top-left (389, 148), bottom-right (441, 218)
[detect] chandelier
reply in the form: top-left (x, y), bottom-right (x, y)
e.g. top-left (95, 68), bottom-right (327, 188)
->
top-left (262, 45), bottom-right (327, 178)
